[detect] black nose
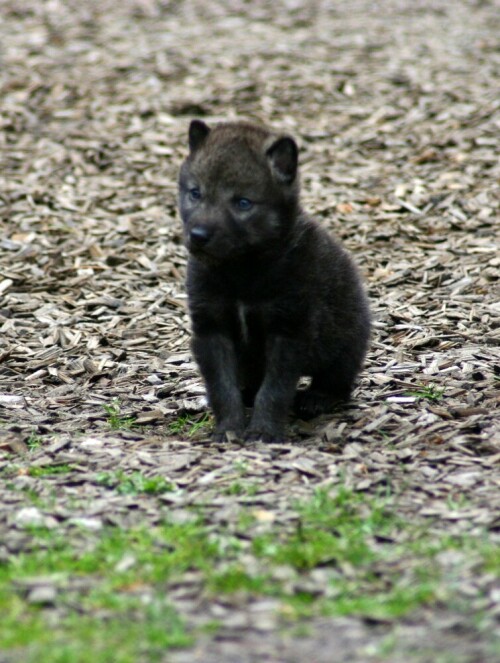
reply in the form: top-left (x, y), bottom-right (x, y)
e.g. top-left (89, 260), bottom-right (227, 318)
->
top-left (190, 226), bottom-right (212, 246)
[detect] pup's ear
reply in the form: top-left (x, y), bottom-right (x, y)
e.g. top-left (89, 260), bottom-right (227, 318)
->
top-left (188, 120), bottom-right (210, 152)
top-left (266, 136), bottom-right (298, 184)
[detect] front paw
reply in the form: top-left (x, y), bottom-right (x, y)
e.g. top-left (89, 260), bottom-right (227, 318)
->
top-left (243, 427), bottom-right (283, 443)
top-left (211, 429), bottom-right (243, 443)
top-left (293, 389), bottom-right (334, 420)
top-left (211, 419), bottom-right (244, 443)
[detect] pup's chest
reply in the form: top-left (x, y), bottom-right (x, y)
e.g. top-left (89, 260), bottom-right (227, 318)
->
top-left (235, 298), bottom-right (299, 341)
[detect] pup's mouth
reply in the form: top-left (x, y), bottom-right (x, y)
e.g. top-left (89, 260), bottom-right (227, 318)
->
top-left (187, 243), bottom-right (222, 265)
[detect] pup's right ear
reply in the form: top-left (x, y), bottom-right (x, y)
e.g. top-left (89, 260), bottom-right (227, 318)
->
top-left (188, 120), bottom-right (210, 152)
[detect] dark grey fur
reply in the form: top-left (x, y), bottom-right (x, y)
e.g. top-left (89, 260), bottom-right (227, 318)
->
top-left (178, 120), bottom-right (370, 441)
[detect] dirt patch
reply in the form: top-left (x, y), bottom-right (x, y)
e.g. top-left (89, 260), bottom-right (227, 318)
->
top-left (0, 1), bottom-right (499, 661)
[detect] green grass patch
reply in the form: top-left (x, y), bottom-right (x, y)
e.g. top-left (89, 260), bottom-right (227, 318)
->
top-left (252, 487), bottom-right (396, 570)
top-left (223, 481), bottom-right (259, 496)
top-left (405, 383), bottom-right (444, 401)
top-left (2, 600), bottom-right (190, 663)
top-left (0, 521), bottom-right (219, 661)
top-left (2, 484), bottom-right (497, 660)
top-left (103, 398), bottom-right (136, 430)
top-left (209, 565), bottom-right (272, 594)
top-left (245, 487), bottom-right (496, 621)
top-left (95, 470), bottom-right (174, 495)
top-left (168, 412), bottom-right (212, 437)
top-left (26, 431), bottom-right (44, 451)
top-left (28, 464), bottom-right (74, 478)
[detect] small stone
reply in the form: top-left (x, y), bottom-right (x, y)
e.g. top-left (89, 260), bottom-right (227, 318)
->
top-left (27, 585), bottom-right (57, 605)
top-left (115, 553), bottom-right (137, 573)
top-left (15, 507), bottom-right (45, 528)
top-left (69, 517), bottom-right (103, 531)
top-left (80, 438), bottom-right (105, 451)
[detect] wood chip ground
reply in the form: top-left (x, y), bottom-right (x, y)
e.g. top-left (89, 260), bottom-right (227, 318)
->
top-left (0, 1), bottom-right (499, 661)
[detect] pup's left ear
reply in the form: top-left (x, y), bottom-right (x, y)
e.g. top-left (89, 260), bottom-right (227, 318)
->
top-left (266, 136), bottom-right (298, 184)
top-left (188, 120), bottom-right (211, 152)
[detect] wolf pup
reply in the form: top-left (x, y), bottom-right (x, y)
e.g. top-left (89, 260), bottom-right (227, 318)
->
top-left (178, 120), bottom-right (370, 442)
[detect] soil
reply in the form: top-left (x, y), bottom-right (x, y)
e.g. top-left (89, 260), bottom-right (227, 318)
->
top-left (0, 1), bottom-right (499, 661)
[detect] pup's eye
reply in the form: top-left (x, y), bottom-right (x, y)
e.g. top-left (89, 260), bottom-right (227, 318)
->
top-left (235, 197), bottom-right (253, 211)
top-left (188, 187), bottom-right (201, 201)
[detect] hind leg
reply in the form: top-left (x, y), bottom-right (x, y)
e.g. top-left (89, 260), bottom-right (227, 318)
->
top-left (293, 371), bottom-right (353, 420)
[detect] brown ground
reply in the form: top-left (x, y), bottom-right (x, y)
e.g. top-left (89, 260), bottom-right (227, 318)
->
top-left (0, 1), bottom-right (499, 661)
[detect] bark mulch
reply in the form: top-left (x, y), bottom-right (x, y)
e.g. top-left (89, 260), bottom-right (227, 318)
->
top-left (0, 1), bottom-right (499, 661)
